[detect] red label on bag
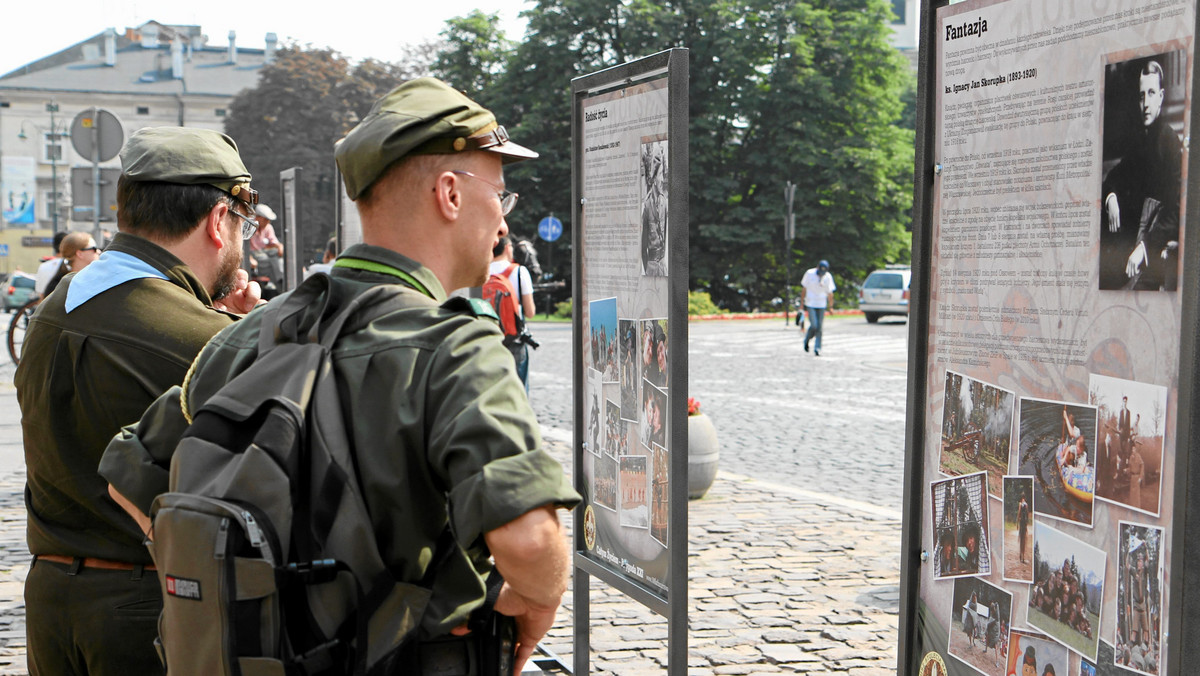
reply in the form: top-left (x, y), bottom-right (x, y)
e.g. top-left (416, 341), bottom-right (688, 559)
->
top-left (165, 575), bottom-right (202, 600)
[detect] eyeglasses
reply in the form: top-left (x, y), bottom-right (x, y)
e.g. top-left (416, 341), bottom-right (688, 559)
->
top-left (80, 246), bottom-right (100, 252)
top-left (228, 208), bottom-right (259, 240)
top-left (451, 170), bottom-right (518, 216)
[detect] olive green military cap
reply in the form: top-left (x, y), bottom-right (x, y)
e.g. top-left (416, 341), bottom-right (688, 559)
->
top-left (336, 77), bottom-right (537, 200)
top-left (120, 127), bottom-right (258, 205)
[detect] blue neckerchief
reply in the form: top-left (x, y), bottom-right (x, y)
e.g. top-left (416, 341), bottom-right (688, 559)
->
top-left (65, 250), bottom-right (169, 313)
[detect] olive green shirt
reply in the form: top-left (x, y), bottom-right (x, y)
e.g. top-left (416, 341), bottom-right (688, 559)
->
top-left (100, 244), bottom-right (579, 635)
top-left (17, 232), bottom-right (235, 564)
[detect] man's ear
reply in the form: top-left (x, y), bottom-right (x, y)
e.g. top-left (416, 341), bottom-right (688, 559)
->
top-left (432, 170), bottom-right (462, 221)
top-left (205, 201), bottom-right (230, 249)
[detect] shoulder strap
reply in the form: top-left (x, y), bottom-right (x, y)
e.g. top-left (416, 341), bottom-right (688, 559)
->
top-left (256, 273), bottom-right (426, 355)
top-left (511, 264), bottom-right (524, 297)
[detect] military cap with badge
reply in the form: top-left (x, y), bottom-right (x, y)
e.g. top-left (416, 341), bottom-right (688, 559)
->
top-left (121, 127), bottom-right (258, 206)
top-left (335, 77), bottom-right (537, 201)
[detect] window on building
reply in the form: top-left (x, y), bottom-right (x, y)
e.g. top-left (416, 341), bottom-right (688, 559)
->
top-left (41, 190), bottom-right (65, 222)
top-left (137, 106), bottom-right (150, 115)
top-left (41, 132), bottom-right (63, 164)
top-left (892, 0), bottom-right (906, 23)
top-left (215, 108), bottom-right (227, 117)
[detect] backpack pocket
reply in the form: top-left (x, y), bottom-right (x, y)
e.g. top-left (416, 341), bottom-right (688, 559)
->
top-left (150, 493), bottom-right (283, 676)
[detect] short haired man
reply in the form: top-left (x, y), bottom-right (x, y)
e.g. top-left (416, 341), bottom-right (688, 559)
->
top-left (16, 127), bottom-right (262, 675)
top-left (1101, 59), bottom-right (1183, 290)
top-left (101, 78), bottom-right (579, 673)
top-left (491, 235), bottom-right (536, 390)
top-left (801, 259), bottom-right (835, 355)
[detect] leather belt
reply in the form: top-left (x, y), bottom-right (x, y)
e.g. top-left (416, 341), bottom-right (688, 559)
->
top-left (36, 554), bottom-right (155, 571)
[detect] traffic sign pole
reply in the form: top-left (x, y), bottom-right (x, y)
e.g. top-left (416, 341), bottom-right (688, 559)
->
top-left (92, 108), bottom-right (102, 241)
top-left (538, 215), bottom-right (563, 317)
top-left (70, 107), bottom-right (124, 242)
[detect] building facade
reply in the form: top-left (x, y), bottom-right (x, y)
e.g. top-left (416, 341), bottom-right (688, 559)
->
top-left (0, 21), bottom-right (273, 274)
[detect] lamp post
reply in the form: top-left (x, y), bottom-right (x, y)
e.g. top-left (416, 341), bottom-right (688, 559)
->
top-left (17, 101), bottom-right (69, 232)
top-left (783, 181), bottom-right (796, 326)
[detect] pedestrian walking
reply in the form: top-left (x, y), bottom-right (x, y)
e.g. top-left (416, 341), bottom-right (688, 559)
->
top-left (802, 259), bottom-right (835, 355)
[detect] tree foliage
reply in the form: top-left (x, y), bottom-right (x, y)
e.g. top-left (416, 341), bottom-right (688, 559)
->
top-left (436, 0), bottom-right (914, 309)
top-left (223, 0), bottom-right (914, 308)
top-left (224, 45), bottom-right (432, 265)
top-left (433, 11), bottom-right (512, 95)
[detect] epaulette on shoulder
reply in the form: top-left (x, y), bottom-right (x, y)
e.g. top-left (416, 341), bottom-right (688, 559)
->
top-left (441, 296), bottom-right (500, 321)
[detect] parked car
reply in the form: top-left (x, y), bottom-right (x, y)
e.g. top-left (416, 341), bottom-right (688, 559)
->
top-left (3, 272), bottom-right (38, 312)
top-left (858, 265), bottom-right (911, 323)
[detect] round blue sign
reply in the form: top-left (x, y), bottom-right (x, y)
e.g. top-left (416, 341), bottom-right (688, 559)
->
top-left (538, 216), bottom-right (563, 242)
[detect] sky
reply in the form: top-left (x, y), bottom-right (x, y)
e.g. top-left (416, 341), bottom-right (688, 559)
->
top-left (0, 0), bottom-right (532, 76)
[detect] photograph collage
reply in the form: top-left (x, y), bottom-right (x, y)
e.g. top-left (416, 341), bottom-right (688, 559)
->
top-left (933, 369), bottom-right (1168, 676)
top-left (584, 296), bottom-right (671, 550)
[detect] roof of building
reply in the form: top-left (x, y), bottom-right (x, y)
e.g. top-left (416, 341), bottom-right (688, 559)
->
top-left (0, 21), bottom-right (270, 99)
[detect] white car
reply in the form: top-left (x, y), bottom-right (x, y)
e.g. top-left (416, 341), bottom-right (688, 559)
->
top-left (858, 265), bottom-right (911, 323)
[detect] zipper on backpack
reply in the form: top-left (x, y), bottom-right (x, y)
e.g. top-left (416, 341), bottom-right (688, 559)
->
top-left (215, 518), bottom-right (230, 559)
top-left (243, 510), bottom-right (264, 548)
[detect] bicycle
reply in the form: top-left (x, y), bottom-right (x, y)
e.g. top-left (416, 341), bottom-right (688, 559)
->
top-left (8, 297), bottom-right (40, 365)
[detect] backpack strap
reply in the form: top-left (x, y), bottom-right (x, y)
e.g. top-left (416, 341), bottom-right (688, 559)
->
top-left (256, 273), bottom-right (428, 354)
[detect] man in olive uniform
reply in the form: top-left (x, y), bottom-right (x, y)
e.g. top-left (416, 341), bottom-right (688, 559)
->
top-left (15, 127), bottom-right (262, 675)
top-left (101, 78), bottom-right (579, 674)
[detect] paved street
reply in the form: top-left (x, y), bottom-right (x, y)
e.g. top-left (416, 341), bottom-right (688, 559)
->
top-left (0, 314), bottom-right (910, 675)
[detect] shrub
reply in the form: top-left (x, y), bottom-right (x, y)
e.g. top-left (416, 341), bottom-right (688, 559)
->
top-left (688, 291), bottom-right (725, 316)
top-left (553, 299), bottom-right (573, 319)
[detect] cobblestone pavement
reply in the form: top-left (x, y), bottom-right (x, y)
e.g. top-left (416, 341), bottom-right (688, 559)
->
top-left (0, 316), bottom-right (908, 674)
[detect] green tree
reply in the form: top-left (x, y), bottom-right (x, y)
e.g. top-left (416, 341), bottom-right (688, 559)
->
top-left (433, 11), bottom-right (512, 95)
top-left (435, 0), bottom-right (914, 309)
top-left (224, 45), bottom-right (433, 268)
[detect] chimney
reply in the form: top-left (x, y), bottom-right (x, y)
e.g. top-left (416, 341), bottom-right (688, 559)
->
top-left (171, 38), bottom-right (184, 79)
top-left (104, 27), bottom-right (117, 66)
top-left (142, 24), bottom-right (159, 49)
top-left (228, 30), bottom-right (237, 64)
top-left (190, 33), bottom-right (205, 51)
top-left (264, 32), bottom-right (277, 64)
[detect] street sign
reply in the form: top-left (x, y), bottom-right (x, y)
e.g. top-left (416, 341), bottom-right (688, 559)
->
top-left (70, 167), bottom-right (120, 221)
top-left (70, 108), bottom-right (124, 162)
top-left (0, 244), bottom-right (9, 257)
top-left (537, 215), bottom-right (563, 242)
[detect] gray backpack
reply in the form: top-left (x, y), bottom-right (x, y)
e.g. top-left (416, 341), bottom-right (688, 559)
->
top-left (148, 274), bottom-right (444, 676)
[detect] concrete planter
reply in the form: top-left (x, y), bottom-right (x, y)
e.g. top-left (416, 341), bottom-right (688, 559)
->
top-left (688, 413), bottom-right (719, 499)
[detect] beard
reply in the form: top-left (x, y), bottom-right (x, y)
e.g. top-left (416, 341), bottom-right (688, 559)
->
top-left (211, 241), bottom-right (243, 301)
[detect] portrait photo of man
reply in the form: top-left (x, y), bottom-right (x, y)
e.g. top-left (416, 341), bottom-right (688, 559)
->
top-left (1098, 51), bottom-right (1187, 291)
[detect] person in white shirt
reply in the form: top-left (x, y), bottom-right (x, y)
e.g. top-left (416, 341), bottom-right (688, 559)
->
top-left (801, 259), bottom-right (835, 355)
top-left (489, 236), bottom-right (536, 389)
top-left (33, 231), bottom-right (68, 297)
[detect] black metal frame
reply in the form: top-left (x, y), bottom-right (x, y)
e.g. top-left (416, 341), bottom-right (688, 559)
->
top-left (1167, 3), bottom-right (1200, 669)
top-left (571, 48), bottom-right (689, 676)
top-left (899, 2), bottom-right (1200, 673)
top-left (897, 1), bottom-right (946, 671)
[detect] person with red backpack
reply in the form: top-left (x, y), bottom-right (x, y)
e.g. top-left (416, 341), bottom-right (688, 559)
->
top-left (485, 236), bottom-right (537, 391)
